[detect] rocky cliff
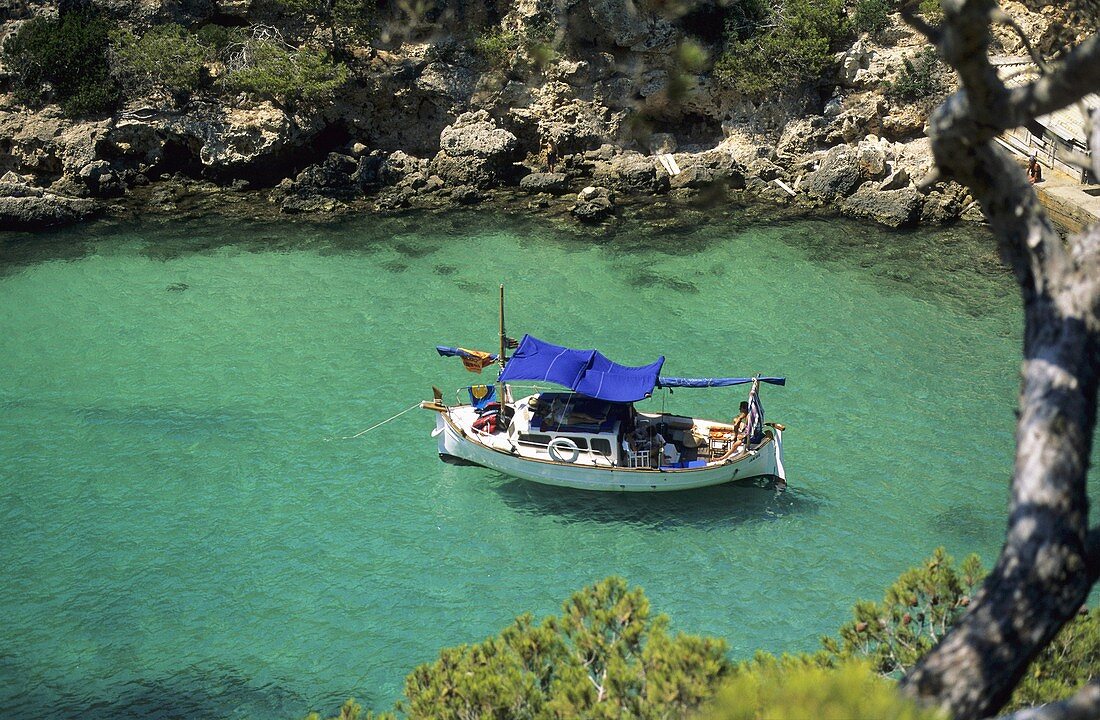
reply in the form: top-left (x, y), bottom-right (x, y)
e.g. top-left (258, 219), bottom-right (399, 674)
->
top-left (0, 0), bottom-right (1085, 230)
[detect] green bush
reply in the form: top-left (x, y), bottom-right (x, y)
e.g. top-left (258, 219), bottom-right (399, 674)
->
top-left (884, 45), bottom-right (946, 102)
top-left (854, 0), bottom-right (893, 33)
top-left (1, 9), bottom-right (120, 117)
top-left (472, 28), bottom-right (520, 68)
top-left (195, 24), bottom-right (248, 55)
top-left (714, 0), bottom-right (848, 96)
top-left (817, 547), bottom-right (1098, 710)
top-left (111, 24), bottom-right (208, 99)
top-left (310, 557), bottom-right (1098, 719)
top-left (820, 547), bottom-right (985, 675)
top-left (222, 39), bottom-right (348, 111)
top-left (523, 12), bottom-right (557, 45)
top-left (919, 0), bottom-right (943, 19)
top-left (399, 577), bottom-right (730, 719)
top-left (722, 0), bottom-right (770, 43)
top-left (272, 0), bottom-right (378, 54)
top-left (1005, 606), bottom-right (1100, 711)
top-left (703, 659), bottom-right (947, 720)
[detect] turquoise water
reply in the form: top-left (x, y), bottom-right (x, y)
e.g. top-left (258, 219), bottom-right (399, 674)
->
top-left (0, 209), bottom-right (1090, 718)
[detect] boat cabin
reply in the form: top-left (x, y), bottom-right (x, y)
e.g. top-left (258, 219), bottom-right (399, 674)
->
top-left (503, 392), bottom-right (715, 469)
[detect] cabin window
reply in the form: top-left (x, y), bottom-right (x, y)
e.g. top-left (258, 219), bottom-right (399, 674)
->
top-left (590, 439), bottom-right (612, 456)
top-left (560, 437), bottom-right (588, 450)
top-left (519, 433), bottom-right (552, 447)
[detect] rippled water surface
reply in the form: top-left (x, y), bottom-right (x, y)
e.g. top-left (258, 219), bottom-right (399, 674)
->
top-left (2, 209), bottom-right (1093, 718)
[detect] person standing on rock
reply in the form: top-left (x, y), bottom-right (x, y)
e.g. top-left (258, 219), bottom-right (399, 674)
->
top-left (543, 137), bottom-right (558, 173)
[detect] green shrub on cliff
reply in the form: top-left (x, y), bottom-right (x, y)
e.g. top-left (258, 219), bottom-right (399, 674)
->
top-left (221, 33), bottom-right (348, 111)
top-left (816, 547), bottom-right (1098, 711)
top-left (111, 24), bottom-right (208, 100)
top-left (715, 0), bottom-right (848, 96)
top-left (2, 9), bottom-right (120, 117)
top-left (919, 0), bottom-right (944, 20)
top-left (472, 28), bottom-right (520, 68)
top-left (854, 0), bottom-right (893, 33)
top-left (884, 45), bottom-right (946, 102)
top-left (309, 552), bottom-right (1097, 718)
top-left (1003, 606), bottom-right (1100, 711)
top-left (273, 0), bottom-right (378, 55)
top-left (195, 24), bottom-right (248, 54)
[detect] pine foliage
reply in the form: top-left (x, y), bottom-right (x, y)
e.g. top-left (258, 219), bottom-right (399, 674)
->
top-left (110, 24), bottom-right (208, 99)
top-left (398, 577), bottom-right (730, 719)
top-left (714, 0), bottom-right (848, 96)
top-left (820, 547), bottom-right (985, 676)
top-left (221, 29), bottom-right (348, 112)
top-left (703, 658), bottom-right (947, 720)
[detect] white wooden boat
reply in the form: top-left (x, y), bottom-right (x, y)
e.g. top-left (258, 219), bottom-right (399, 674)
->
top-left (421, 288), bottom-right (787, 492)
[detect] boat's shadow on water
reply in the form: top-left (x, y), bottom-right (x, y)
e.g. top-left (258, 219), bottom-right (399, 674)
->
top-left (488, 477), bottom-right (819, 530)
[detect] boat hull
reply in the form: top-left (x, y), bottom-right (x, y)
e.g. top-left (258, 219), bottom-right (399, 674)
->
top-left (431, 411), bottom-right (784, 492)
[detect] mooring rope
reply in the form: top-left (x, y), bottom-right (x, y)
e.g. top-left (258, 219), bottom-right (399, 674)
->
top-left (328, 402), bottom-right (422, 440)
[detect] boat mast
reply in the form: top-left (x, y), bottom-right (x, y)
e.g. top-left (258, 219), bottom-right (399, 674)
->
top-left (498, 284), bottom-right (507, 370)
top-left (498, 284), bottom-right (510, 403)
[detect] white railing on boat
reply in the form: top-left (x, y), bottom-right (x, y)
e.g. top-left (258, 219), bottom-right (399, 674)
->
top-left (450, 383), bottom-right (558, 406)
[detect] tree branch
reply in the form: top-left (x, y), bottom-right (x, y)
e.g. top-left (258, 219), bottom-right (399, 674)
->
top-left (990, 679), bottom-right (1100, 720)
top-left (898, 3), bottom-right (1100, 719)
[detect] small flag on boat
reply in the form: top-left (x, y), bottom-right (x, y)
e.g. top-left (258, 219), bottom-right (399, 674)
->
top-left (468, 384), bottom-right (497, 410)
top-left (435, 346), bottom-right (499, 373)
top-left (746, 377), bottom-right (764, 445)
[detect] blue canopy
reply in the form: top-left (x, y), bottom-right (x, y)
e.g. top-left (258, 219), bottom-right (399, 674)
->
top-left (498, 334), bottom-right (665, 403)
top-left (658, 376), bottom-right (786, 388)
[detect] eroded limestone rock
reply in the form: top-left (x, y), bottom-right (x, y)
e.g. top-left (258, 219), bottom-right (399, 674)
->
top-left (431, 110), bottom-right (520, 188)
top-left (805, 145), bottom-right (864, 202)
top-left (571, 185), bottom-right (615, 222)
top-left (840, 184), bottom-right (923, 228)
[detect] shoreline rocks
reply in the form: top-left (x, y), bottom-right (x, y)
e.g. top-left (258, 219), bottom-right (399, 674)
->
top-left (0, 5), bottom-right (999, 233)
top-left (571, 185), bottom-right (615, 223)
top-left (0, 186), bottom-right (100, 230)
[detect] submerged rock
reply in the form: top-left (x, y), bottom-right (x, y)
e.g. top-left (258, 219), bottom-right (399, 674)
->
top-left (281, 195), bottom-right (346, 214)
top-left (571, 185), bottom-right (615, 223)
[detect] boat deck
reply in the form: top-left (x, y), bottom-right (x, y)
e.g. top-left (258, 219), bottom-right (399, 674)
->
top-left (455, 394), bottom-right (750, 470)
